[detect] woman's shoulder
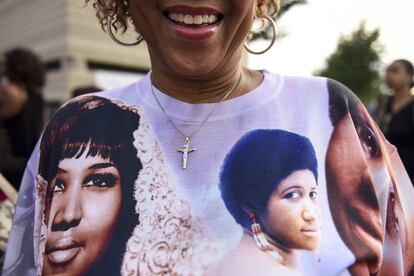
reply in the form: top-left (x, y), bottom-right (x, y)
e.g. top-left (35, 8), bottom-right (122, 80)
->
top-left (323, 78), bottom-right (364, 112)
top-left (96, 81), bottom-right (142, 104)
top-left (267, 72), bottom-right (342, 98)
top-left (273, 72), bottom-right (363, 108)
top-left (54, 81), bottom-right (143, 116)
top-left (271, 72), bottom-right (357, 99)
top-left (270, 72), bottom-right (327, 87)
top-left (271, 74), bottom-right (366, 118)
top-left (265, 72), bottom-right (360, 107)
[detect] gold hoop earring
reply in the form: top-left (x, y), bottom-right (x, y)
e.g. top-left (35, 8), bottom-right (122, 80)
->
top-left (244, 14), bottom-right (278, 55)
top-left (107, 15), bottom-right (144, 47)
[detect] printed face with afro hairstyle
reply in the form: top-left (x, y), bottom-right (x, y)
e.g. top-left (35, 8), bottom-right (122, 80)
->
top-left (219, 129), bottom-right (320, 251)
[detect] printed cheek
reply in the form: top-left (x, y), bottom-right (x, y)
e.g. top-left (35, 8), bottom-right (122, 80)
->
top-left (82, 179), bottom-right (122, 228)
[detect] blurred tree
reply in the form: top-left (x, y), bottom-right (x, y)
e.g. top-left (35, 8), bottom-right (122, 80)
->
top-left (250, 0), bottom-right (307, 41)
top-left (315, 23), bottom-right (383, 104)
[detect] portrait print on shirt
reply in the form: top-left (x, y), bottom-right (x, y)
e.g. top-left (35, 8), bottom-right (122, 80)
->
top-left (326, 80), bottom-right (414, 276)
top-left (211, 129), bottom-right (321, 276)
top-left (35, 96), bottom-right (142, 275)
top-left (6, 73), bottom-right (414, 276)
top-left (34, 96), bottom-right (216, 276)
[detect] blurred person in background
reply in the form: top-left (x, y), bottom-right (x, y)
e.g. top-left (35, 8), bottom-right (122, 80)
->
top-left (379, 59), bottom-right (414, 183)
top-left (0, 48), bottom-right (46, 190)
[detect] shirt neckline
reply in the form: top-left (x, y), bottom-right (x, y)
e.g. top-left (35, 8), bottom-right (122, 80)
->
top-left (136, 70), bottom-right (283, 123)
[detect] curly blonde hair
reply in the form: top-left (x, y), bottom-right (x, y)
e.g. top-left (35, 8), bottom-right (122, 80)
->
top-left (85, 0), bottom-right (280, 34)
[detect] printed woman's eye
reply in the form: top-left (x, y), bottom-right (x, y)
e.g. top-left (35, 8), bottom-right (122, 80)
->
top-left (355, 118), bottom-right (380, 159)
top-left (53, 179), bottom-right (65, 193)
top-left (84, 173), bottom-right (116, 188)
top-left (309, 191), bottom-right (318, 199)
top-left (284, 191), bottom-right (301, 200)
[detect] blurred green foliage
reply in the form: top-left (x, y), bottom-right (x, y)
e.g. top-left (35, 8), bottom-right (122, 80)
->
top-left (315, 23), bottom-right (383, 104)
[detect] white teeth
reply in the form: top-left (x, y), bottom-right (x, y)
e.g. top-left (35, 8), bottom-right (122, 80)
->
top-left (194, 15), bottom-right (203, 24)
top-left (167, 13), bottom-right (219, 25)
top-left (184, 14), bottom-right (194, 24)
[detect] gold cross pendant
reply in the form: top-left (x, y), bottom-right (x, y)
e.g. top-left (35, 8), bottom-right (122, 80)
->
top-left (177, 136), bottom-right (196, 169)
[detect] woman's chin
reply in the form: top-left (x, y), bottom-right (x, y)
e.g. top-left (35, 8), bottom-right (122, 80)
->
top-left (169, 63), bottom-right (220, 79)
top-left (154, 49), bottom-right (226, 79)
top-left (303, 242), bottom-right (319, 252)
top-left (295, 238), bottom-right (320, 252)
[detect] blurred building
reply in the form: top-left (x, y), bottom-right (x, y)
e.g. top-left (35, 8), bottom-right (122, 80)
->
top-left (0, 0), bottom-right (151, 116)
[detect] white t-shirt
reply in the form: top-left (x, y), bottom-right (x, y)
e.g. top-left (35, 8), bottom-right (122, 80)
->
top-left (3, 71), bottom-right (414, 275)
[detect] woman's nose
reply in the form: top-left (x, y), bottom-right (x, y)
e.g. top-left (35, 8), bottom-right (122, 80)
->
top-left (51, 188), bottom-right (82, 231)
top-left (302, 201), bottom-right (319, 222)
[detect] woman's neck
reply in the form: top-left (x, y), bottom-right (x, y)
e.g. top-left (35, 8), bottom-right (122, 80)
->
top-left (242, 232), bottom-right (298, 268)
top-left (150, 65), bottom-right (263, 104)
top-left (392, 86), bottom-right (414, 113)
top-left (393, 86), bottom-right (412, 99)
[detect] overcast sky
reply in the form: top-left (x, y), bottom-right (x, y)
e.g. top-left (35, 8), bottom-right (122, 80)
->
top-left (248, 0), bottom-right (414, 77)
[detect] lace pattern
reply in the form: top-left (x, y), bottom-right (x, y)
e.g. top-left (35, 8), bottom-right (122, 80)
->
top-left (34, 175), bottom-right (47, 276)
top-left (121, 106), bottom-right (217, 276)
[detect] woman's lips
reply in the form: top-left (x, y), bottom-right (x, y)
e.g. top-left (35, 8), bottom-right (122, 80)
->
top-left (166, 20), bottom-right (221, 40)
top-left (345, 202), bottom-right (384, 259)
top-left (163, 6), bottom-right (223, 40)
top-left (347, 203), bottom-right (383, 242)
top-left (301, 227), bottom-right (320, 238)
top-left (46, 237), bottom-right (83, 265)
top-left (353, 223), bottom-right (383, 257)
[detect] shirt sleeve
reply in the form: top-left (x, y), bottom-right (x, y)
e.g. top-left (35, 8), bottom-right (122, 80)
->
top-left (2, 146), bottom-right (39, 276)
top-left (326, 79), bottom-right (414, 276)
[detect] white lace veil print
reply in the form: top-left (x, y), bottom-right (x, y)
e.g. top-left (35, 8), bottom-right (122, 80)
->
top-left (122, 106), bottom-right (217, 275)
top-left (34, 175), bottom-right (47, 276)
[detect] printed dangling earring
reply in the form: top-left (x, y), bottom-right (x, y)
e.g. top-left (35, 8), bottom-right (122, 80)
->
top-left (249, 212), bottom-right (284, 263)
top-left (107, 13), bottom-right (144, 47)
top-left (244, 14), bottom-right (278, 55)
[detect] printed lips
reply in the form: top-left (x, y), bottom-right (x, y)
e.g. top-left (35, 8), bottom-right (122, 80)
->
top-left (301, 226), bottom-right (321, 238)
top-left (46, 237), bottom-right (84, 265)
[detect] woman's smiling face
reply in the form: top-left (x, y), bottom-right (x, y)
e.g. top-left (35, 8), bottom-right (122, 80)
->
top-left (128, 0), bottom-right (255, 78)
top-left (43, 150), bottom-right (122, 275)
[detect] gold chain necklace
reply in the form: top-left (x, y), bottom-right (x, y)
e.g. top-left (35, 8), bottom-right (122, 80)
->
top-left (150, 74), bottom-right (242, 169)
